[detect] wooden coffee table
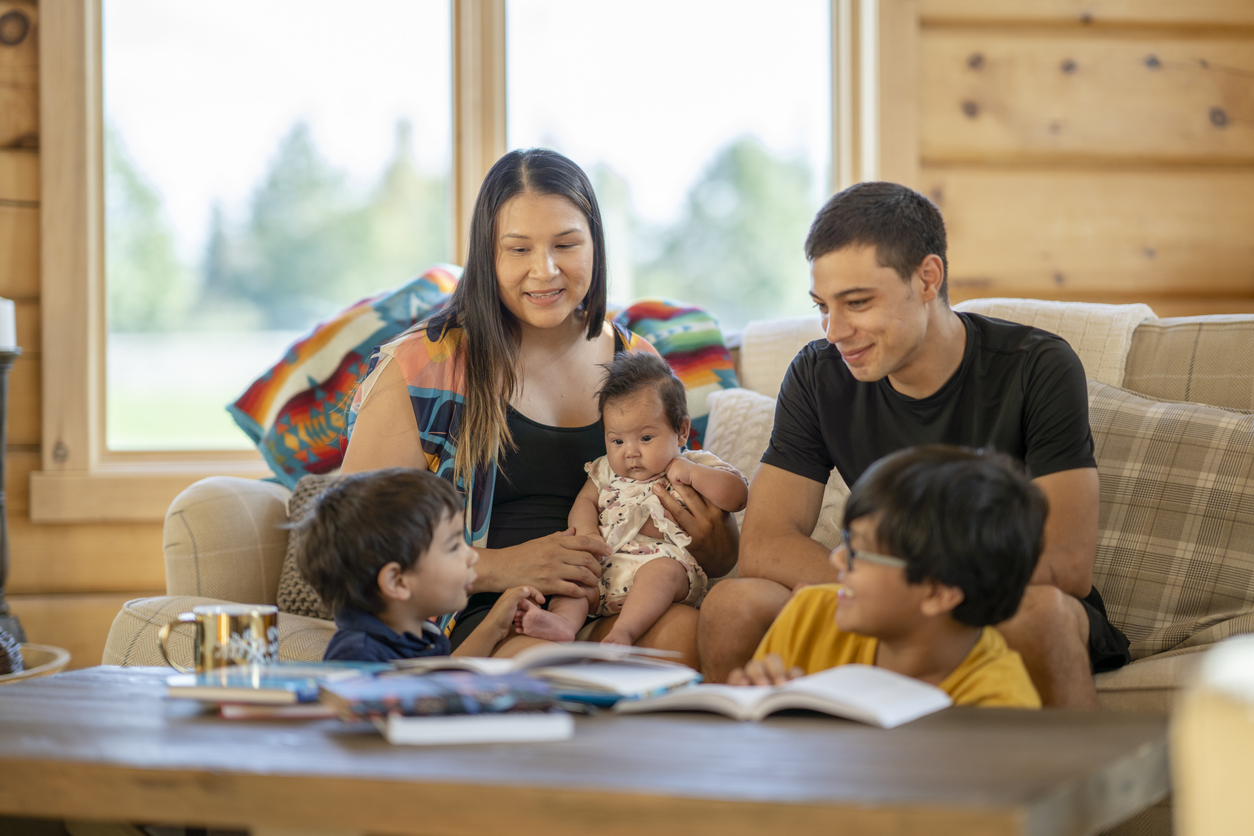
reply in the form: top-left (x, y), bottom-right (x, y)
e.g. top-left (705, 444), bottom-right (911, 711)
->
top-left (0, 667), bottom-right (1167, 836)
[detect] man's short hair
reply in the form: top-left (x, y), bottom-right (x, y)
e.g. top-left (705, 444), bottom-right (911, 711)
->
top-left (597, 351), bottom-right (689, 435)
top-left (841, 445), bottom-right (1046, 627)
top-left (805, 181), bottom-right (950, 304)
top-left (295, 468), bottom-right (461, 615)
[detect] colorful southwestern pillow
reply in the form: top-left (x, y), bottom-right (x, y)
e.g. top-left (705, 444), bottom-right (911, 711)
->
top-left (228, 265), bottom-right (461, 488)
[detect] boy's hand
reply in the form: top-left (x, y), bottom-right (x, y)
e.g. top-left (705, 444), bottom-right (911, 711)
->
top-left (484, 586), bottom-right (544, 640)
top-left (665, 456), bottom-right (696, 486)
top-left (727, 654), bottom-right (804, 687)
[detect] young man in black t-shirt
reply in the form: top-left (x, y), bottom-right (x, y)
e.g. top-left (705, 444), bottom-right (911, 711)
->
top-left (698, 182), bottom-right (1130, 707)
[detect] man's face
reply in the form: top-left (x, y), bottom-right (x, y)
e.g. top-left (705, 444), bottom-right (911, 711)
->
top-left (809, 245), bottom-right (931, 384)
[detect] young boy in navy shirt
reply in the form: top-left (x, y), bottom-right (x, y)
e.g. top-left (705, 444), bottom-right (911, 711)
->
top-left (297, 467), bottom-right (541, 662)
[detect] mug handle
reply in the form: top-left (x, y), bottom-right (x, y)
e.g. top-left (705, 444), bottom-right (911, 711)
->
top-left (157, 612), bottom-right (198, 674)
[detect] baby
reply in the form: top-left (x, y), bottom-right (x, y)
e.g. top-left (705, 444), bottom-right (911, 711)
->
top-left (520, 351), bottom-right (748, 647)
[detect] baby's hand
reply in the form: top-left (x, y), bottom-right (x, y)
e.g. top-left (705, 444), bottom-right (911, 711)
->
top-left (485, 586), bottom-right (544, 639)
top-left (665, 456), bottom-right (695, 486)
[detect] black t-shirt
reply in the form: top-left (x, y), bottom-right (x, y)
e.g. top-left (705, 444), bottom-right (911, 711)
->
top-left (762, 312), bottom-right (1096, 486)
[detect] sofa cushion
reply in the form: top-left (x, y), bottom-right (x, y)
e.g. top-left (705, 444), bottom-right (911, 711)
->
top-left (1125, 315), bottom-right (1254, 411)
top-left (703, 387), bottom-right (849, 555)
top-left (102, 596), bottom-right (334, 667)
top-left (955, 298), bottom-right (1154, 387)
top-left (164, 476), bottom-right (292, 602)
top-left (1089, 380), bottom-right (1254, 660)
top-left (276, 472), bottom-right (340, 620)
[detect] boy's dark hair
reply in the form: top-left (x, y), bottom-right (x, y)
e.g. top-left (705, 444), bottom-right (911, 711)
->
top-left (295, 468), bottom-right (461, 615)
top-left (842, 445), bottom-right (1046, 627)
top-left (805, 181), bottom-right (950, 304)
top-left (597, 351), bottom-right (688, 434)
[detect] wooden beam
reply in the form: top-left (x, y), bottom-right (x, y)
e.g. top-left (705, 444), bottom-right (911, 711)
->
top-left (879, 0), bottom-right (921, 187)
top-left (922, 165), bottom-right (1254, 298)
top-left (452, 0), bottom-right (506, 265)
top-left (921, 0), bottom-right (1254, 28)
top-left (921, 32), bottom-right (1254, 165)
top-left (0, 1), bottom-right (38, 150)
top-left (0, 204), bottom-right (38, 299)
top-left (6, 517), bottom-right (164, 594)
top-left (6, 590), bottom-right (159, 669)
top-left (39, 0), bottom-right (103, 473)
top-left (0, 149), bottom-right (37, 203)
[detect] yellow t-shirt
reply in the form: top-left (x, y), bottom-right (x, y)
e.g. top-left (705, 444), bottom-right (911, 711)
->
top-left (753, 584), bottom-right (1041, 709)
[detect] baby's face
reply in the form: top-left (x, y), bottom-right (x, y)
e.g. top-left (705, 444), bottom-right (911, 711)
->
top-left (602, 389), bottom-right (686, 481)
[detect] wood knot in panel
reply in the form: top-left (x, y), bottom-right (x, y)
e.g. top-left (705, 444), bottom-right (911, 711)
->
top-left (1144, 55), bottom-right (1161, 70)
top-left (961, 100), bottom-right (979, 119)
top-left (0, 10), bottom-right (30, 47)
top-left (1061, 59), bottom-right (1077, 75)
top-left (967, 53), bottom-right (984, 71)
top-left (1210, 107), bottom-right (1229, 128)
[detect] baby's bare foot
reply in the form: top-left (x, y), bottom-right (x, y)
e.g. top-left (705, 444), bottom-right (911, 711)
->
top-left (520, 606), bottom-right (579, 642)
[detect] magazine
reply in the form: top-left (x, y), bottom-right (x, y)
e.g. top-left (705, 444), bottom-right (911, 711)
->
top-left (166, 661), bottom-right (388, 705)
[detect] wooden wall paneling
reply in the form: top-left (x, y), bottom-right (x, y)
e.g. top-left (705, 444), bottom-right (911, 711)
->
top-left (879, 0), bottom-right (921, 187)
top-left (0, 1), bottom-right (38, 150)
top-left (8, 350), bottom-right (37, 446)
top-left (921, 165), bottom-right (1254, 299)
top-left (0, 148), bottom-right (37, 202)
top-left (921, 0), bottom-right (1254, 28)
top-left (0, 204), bottom-right (38, 298)
top-left (921, 32), bottom-right (1254, 165)
top-left (6, 519), bottom-right (166, 594)
top-left (14, 298), bottom-right (37, 347)
top-left (7, 591), bottom-right (158, 669)
top-left (6, 449), bottom-right (36, 516)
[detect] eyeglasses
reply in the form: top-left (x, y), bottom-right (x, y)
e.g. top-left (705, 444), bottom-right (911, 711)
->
top-left (839, 529), bottom-right (908, 570)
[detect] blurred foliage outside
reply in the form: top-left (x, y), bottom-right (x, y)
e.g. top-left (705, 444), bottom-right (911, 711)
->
top-left (105, 125), bottom-right (819, 448)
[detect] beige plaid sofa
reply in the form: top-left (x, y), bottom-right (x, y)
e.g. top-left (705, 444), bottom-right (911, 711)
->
top-left (105, 298), bottom-right (1254, 712)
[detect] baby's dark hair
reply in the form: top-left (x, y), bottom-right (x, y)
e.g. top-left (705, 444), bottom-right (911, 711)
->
top-left (295, 468), bottom-right (461, 615)
top-left (597, 351), bottom-right (688, 434)
top-left (842, 445), bottom-right (1047, 627)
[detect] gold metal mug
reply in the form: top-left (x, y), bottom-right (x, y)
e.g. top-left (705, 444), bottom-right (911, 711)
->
top-left (157, 604), bottom-right (280, 673)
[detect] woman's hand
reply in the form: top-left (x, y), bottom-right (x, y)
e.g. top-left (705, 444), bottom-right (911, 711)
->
top-left (652, 481), bottom-right (739, 577)
top-left (727, 654), bottom-right (804, 687)
top-left (477, 529), bottom-right (610, 599)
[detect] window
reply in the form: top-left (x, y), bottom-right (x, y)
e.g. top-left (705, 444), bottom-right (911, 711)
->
top-left (102, 0), bottom-right (452, 450)
top-left (37, 0), bottom-right (908, 521)
top-left (507, 0), bottom-right (831, 329)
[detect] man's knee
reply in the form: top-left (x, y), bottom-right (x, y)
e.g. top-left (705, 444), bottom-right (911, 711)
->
top-left (701, 578), bottom-right (791, 631)
top-left (1005, 585), bottom-right (1088, 647)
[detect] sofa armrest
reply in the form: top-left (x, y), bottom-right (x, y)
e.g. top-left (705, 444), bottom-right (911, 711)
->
top-left (164, 477), bottom-right (292, 603)
top-left (102, 595), bottom-right (334, 667)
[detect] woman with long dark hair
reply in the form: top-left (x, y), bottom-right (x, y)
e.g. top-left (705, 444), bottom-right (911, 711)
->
top-left (341, 148), bottom-right (736, 664)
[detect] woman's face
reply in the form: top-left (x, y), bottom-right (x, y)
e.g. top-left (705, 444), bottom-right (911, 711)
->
top-left (494, 191), bottom-right (595, 333)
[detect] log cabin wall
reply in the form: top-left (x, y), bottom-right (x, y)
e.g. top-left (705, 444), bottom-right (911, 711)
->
top-left (0, 1), bottom-right (1251, 668)
top-left (916, 0), bottom-right (1254, 315)
top-left (0, 1), bottom-right (164, 670)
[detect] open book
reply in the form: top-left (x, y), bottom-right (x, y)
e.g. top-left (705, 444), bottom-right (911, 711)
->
top-left (393, 642), bottom-right (699, 699)
top-left (614, 664), bottom-right (953, 729)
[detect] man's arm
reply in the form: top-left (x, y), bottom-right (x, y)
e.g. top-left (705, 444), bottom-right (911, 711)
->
top-left (1031, 467), bottom-right (1098, 598)
top-left (738, 463), bottom-right (839, 588)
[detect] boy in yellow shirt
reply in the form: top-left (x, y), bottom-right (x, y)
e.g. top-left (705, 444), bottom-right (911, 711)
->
top-left (729, 445), bottom-right (1043, 708)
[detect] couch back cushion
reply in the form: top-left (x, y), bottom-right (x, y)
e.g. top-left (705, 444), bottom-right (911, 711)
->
top-left (702, 388), bottom-right (849, 559)
top-left (1089, 380), bottom-right (1254, 660)
top-left (1125, 316), bottom-right (1254, 411)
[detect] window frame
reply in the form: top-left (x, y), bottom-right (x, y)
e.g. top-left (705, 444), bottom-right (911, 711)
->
top-left (33, 0), bottom-right (913, 523)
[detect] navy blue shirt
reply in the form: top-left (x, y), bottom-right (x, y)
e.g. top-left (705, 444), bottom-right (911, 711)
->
top-left (323, 608), bottom-right (452, 663)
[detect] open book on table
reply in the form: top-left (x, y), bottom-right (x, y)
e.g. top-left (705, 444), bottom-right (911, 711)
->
top-left (614, 664), bottom-right (953, 729)
top-left (392, 641), bottom-right (700, 699)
